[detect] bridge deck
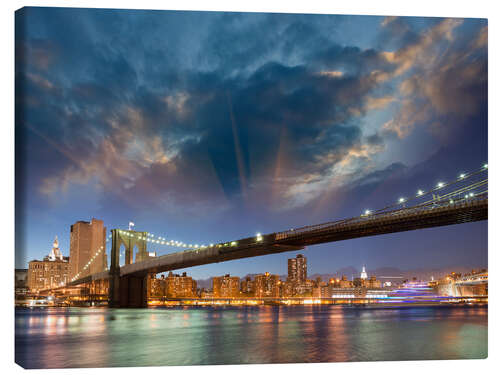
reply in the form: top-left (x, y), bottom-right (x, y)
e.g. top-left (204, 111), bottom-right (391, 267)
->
top-left (68, 197), bottom-right (487, 284)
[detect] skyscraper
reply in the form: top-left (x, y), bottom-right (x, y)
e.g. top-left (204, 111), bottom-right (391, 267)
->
top-left (69, 218), bottom-right (107, 279)
top-left (288, 254), bottom-right (307, 285)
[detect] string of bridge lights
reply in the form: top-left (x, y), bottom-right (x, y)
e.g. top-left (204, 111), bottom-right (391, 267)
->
top-left (109, 229), bottom-right (265, 252)
top-left (70, 245), bottom-right (104, 282)
top-left (362, 163), bottom-right (488, 217)
top-left (109, 231), bottom-right (202, 249)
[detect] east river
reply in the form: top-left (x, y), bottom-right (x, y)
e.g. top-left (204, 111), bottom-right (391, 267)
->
top-left (15, 305), bottom-right (487, 368)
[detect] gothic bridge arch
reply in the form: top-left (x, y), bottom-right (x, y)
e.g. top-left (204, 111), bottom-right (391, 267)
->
top-left (110, 229), bottom-right (149, 270)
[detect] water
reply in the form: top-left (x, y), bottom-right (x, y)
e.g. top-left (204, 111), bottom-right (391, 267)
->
top-left (15, 305), bottom-right (487, 368)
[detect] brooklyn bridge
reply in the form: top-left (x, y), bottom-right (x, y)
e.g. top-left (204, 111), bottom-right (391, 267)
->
top-left (44, 164), bottom-right (488, 307)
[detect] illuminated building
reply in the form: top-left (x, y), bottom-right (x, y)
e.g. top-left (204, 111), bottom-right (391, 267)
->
top-left (164, 272), bottom-right (197, 298)
top-left (48, 236), bottom-right (64, 261)
top-left (353, 277), bottom-right (364, 287)
top-left (150, 275), bottom-right (166, 297)
top-left (312, 277), bottom-right (327, 297)
top-left (213, 274), bottom-right (240, 297)
top-left (360, 265), bottom-right (368, 280)
top-left (27, 236), bottom-right (70, 292)
top-left (295, 279), bottom-right (314, 296)
top-left (254, 272), bottom-right (280, 297)
top-left (69, 218), bottom-right (107, 280)
top-left (367, 275), bottom-right (382, 289)
top-left (339, 275), bottom-right (353, 288)
top-left (241, 276), bottom-right (254, 296)
top-left (288, 254), bottom-right (307, 285)
top-left (435, 270), bottom-right (488, 297)
top-left (313, 284), bottom-right (331, 298)
top-left (280, 280), bottom-right (294, 297)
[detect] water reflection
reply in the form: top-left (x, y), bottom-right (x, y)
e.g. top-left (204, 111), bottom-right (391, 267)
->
top-left (15, 305), bottom-right (487, 369)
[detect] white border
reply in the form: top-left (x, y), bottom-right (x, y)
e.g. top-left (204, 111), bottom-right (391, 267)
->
top-left (2, 1), bottom-right (497, 374)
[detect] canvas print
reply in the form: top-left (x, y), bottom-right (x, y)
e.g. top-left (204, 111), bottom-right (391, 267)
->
top-left (15, 7), bottom-right (488, 369)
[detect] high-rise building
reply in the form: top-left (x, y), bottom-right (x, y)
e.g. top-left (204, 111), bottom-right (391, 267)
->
top-left (69, 218), bottom-right (107, 280)
top-left (254, 272), bottom-right (280, 298)
top-left (287, 254), bottom-right (307, 285)
top-left (213, 274), bottom-right (240, 298)
top-left (27, 236), bottom-right (70, 292)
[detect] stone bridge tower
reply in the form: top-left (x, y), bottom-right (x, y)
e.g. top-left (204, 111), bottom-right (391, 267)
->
top-left (109, 229), bottom-right (151, 307)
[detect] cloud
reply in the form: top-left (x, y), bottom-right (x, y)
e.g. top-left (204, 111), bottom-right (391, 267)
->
top-left (365, 95), bottom-right (395, 111)
top-left (381, 19), bottom-right (487, 140)
top-left (15, 9), bottom-right (487, 219)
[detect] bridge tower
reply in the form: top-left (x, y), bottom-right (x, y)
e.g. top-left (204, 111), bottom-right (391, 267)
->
top-left (110, 229), bottom-right (149, 266)
top-left (109, 229), bottom-right (151, 308)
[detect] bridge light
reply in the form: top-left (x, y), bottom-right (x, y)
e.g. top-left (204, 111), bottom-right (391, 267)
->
top-left (364, 210), bottom-right (371, 215)
top-left (459, 173), bottom-right (466, 179)
top-left (483, 163), bottom-right (488, 169)
top-left (210, 243), bottom-right (214, 247)
top-left (437, 182), bottom-right (444, 188)
top-left (449, 199), bottom-right (454, 204)
top-left (470, 192), bottom-right (474, 197)
top-left (231, 241), bottom-right (237, 246)
top-left (417, 190), bottom-right (424, 196)
top-left (399, 197), bottom-right (405, 203)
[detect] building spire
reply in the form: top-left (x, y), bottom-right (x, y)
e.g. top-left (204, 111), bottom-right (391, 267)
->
top-left (49, 235), bottom-right (64, 261)
top-left (360, 265), bottom-right (368, 280)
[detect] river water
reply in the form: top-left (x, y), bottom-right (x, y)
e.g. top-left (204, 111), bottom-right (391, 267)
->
top-left (15, 305), bottom-right (487, 368)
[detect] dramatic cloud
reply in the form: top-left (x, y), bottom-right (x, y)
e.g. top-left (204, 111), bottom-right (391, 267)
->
top-left (15, 8), bottom-right (487, 221)
top-left (381, 18), bottom-right (487, 140)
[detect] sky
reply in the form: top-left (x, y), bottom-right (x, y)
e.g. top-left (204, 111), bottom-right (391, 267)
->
top-left (15, 7), bottom-right (488, 278)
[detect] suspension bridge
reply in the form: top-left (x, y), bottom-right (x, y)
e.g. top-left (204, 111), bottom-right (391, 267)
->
top-left (59, 163), bottom-right (488, 307)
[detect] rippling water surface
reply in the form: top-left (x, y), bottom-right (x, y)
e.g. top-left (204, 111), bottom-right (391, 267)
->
top-left (15, 305), bottom-right (487, 368)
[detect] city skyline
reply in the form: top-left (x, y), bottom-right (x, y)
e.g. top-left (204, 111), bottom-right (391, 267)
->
top-left (22, 232), bottom-right (486, 285)
top-left (16, 9), bottom-right (487, 279)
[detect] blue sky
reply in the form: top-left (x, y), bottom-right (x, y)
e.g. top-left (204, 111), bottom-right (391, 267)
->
top-left (15, 8), bottom-right (487, 278)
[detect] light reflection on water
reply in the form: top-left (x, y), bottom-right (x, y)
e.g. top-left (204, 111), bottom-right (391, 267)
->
top-left (15, 305), bottom-right (487, 369)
